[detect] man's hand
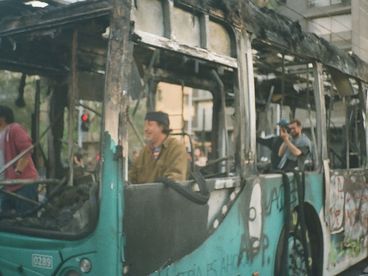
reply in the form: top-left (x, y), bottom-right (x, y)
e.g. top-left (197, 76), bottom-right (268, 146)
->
top-left (280, 127), bottom-right (289, 141)
top-left (279, 127), bottom-right (302, 157)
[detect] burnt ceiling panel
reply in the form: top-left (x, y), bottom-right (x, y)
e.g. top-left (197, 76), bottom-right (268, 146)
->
top-left (0, 0), bottom-right (110, 36)
top-left (0, 0), bottom-right (35, 18)
top-left (0, 0), bottom-right (110, 76)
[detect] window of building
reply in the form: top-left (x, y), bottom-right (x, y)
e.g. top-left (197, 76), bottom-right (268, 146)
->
top-left (308, 14), bottom-right (352, 48)
top-left (307, 0), bottom-right (351, 8)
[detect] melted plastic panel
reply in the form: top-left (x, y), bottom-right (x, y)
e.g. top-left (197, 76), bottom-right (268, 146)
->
top-left (208, 20), bottom-right (232, 56)
top-left (0, 176), bottom-right (98, 234)
top-left (133, 0), bottom-right (164, 36)
top-left (124, 183), bottom-right (208, 276)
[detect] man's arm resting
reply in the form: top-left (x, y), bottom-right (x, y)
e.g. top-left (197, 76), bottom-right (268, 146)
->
top-left (163, 144), bottom-right (188, 181)
top-left (128, 159), bottom-right (138, 183)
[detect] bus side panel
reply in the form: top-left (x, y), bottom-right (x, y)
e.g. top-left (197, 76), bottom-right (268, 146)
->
top-left (153, 177), bottom-right (282, 275)
top-left (0, 244), bottom-right (61, 275)
top-left (152, 173), bottom-right (323, 275)
top-left (326, 169), bottom-right (368, 274)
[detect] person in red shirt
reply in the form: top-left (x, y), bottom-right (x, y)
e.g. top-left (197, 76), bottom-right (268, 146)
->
top-left (0, 105), bottom-right (38, 214)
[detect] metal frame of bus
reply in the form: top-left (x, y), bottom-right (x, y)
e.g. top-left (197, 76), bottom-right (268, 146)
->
top-left (0, 0), bottom-right (367, 275)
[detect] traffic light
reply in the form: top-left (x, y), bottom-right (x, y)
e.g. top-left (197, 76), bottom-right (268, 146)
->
top-left (81, 112), bottom-right (90, 131)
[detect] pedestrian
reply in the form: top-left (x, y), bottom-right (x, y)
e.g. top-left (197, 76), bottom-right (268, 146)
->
top-left (0, 105), bottom-right (38, 214)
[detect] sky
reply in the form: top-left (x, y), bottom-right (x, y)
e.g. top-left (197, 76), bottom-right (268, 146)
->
top-left (27, 0), bottom-right (85, 8)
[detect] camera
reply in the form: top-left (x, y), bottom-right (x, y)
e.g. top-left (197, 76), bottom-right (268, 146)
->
top-left (277, 119), bottom-right (290, 133)
top-left (281, 126), bottom-right (290, 133)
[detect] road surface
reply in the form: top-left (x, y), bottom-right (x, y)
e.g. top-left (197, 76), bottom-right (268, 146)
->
top-left (339, 259), bottom-right (368, 276)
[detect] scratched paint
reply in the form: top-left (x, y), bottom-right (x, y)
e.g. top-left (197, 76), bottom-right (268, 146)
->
top-left (153, 173), bottom-right (324, 275)
top-left (328, 174), bottom-right (345, 233)
top-left (328, 171), bottom-right (368, 267)
top-left (248, 181), bottom-right (262, 250)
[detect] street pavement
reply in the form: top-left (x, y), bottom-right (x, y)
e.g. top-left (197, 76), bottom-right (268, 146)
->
top-left (339, 259), bottom-right (368, 276)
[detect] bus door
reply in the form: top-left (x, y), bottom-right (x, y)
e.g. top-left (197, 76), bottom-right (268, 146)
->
top-left (124, 60), bottom-right (243, 276)
top-left (322, 66), bottom-right (368, 274)
top-left (122, 1), bottom-right (249, 274)
top-left (253, 42), bottom-right (324, 275)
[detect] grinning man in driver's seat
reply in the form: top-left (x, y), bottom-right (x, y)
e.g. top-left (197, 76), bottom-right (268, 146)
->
top-left (129, 111), bottom-right (188, 184)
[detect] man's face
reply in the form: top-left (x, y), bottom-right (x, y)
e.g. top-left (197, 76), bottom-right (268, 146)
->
top-left (144, 120), bottom-right (163, 145)
top-left (288, 122), bottom-right (301, 138)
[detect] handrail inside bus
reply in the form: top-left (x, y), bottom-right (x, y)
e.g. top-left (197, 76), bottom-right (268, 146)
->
top-left (0, 178), bottom-right (61, 186)
top-left (211, 69), bottom-right (231, 176)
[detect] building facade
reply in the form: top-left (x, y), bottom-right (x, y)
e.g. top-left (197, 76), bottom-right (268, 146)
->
top-left (273, 0), bottom-right (368, 63)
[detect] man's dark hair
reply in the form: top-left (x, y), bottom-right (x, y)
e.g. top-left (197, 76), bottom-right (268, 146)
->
top-left (0, 105), bottom-right (14, 124)
top-left (290, 119), bottom-right (301, 127)
top-left (158, 122), bottom-right (172, 135)
top-left (145, 111), bottom-right (172, 135)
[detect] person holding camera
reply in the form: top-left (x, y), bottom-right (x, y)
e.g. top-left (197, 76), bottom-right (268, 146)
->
top-left (277, 119), bottom-right (312, 171)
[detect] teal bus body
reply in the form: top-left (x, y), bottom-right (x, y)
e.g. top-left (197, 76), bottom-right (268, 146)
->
top-left (0, 172), bottom-right (323, 275)
top-left (153, 173), bottom-right (324, 275)
top-left (0, 133), bottom-right (123, 275)
top-left (0, 1), bottom-right (368, 275)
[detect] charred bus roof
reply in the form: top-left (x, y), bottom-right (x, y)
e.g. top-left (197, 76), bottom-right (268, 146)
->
top-left (0, 0), bottom-right (110, 76)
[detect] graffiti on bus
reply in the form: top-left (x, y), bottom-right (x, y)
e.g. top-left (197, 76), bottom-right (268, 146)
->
top-left (237, 178), bottom-right (298, 266)
top-left (328, 172), bottom-right (368, 265)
